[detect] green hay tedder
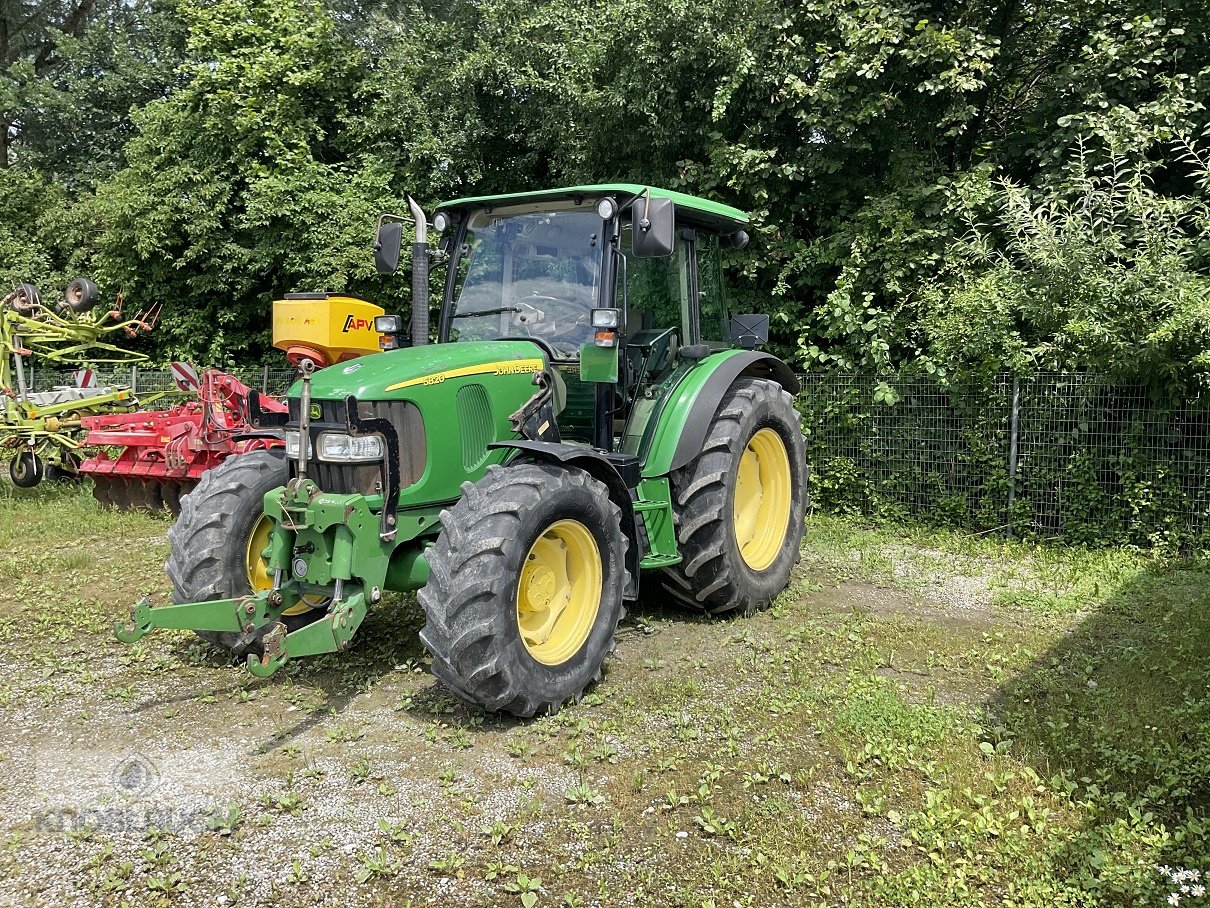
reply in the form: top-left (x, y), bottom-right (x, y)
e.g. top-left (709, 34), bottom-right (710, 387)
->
top-left (2, 280), bottom-right (158, 486)
top-left (116, 185), bottom-right (808, 716)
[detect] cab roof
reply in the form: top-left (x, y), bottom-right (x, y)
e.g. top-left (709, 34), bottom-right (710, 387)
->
top-left (436, 183), bottom-right (748, 232)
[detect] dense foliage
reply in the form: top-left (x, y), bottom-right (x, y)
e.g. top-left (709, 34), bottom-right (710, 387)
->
top-left (1, 0), bottom-right (1208, 373)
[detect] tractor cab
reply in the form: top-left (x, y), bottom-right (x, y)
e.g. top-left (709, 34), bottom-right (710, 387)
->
top-left (393, 185), bottom-right (766, 454)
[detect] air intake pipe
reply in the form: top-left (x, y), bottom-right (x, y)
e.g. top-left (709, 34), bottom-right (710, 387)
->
top-left (406, 195), bottom-right (428, 347)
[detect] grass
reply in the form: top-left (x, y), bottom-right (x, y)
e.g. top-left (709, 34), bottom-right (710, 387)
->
top-left (0, 481), bottom-right (1207, 907)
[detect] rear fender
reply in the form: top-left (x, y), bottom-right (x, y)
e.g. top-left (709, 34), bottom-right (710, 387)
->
top-left (642, 350), bottom-right (798, 478)
top-left (490, 440), bottom-right (641, 600)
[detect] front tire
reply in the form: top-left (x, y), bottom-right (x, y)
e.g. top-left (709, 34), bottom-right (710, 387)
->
top-left (661, 377), bottom-right (806, 616)
top-left (418, 463), bottom-right (628, 717)
top-left (166, 450), bottom-right (309, 656)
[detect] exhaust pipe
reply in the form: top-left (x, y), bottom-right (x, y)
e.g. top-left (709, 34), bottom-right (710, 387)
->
top-left (406, 195), bottom-right (429, 347)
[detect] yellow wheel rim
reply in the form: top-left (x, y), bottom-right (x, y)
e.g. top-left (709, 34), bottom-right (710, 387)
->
top-left (516, 519), bottom-right (603, 666)
top-left (733, 428), bottom-right (793, 572)
top-left (245, 515), bottom-right (274, 593)
top-left (249, 514), bottom-right (325, 617)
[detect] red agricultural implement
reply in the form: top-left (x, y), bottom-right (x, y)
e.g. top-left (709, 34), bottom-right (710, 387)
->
top-left (80, 368), bottom-right (288, 513)
top-left (78, 292), bottom-right (387, 512)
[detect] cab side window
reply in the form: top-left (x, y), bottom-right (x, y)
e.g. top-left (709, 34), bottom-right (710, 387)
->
top-left (622, 226), bottom-right (691, 339)
top-left (696, 234), bottom-right (730, 346)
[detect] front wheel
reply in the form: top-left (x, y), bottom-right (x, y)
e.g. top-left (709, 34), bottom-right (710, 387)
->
top-left (166, 450), bottom-right (319, 656)
top-left (661, 377), bottom-right (807, 616)
top-left (418, 462), bottom-right (628, 717)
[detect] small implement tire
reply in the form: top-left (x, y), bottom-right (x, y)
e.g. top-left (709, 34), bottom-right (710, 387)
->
top-left (661, 377), bottom-right (806, 616)
top-left (63, 277), bottom-right (100, 314)
top-left (167, 449), bottom-right (317, 656)
top-left (10, 451), bottom-right (44, 488)
top-left (419, 462), bottom-right (628, 718)
top-left (9, 283), bottom-right (40, 314)
top-left (46, 452), bottom-right (82, 483)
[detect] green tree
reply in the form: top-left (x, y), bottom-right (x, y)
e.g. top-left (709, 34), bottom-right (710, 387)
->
top-left (73, 0), bottom-right (401, 361)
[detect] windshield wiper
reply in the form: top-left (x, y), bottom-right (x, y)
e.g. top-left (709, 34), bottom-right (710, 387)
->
top-left (451, 306), bottom-right (521, 318)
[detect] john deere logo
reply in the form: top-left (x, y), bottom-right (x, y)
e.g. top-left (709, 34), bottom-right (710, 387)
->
top-left (309, 404), bottom-right (322, 420)
top-left (342, 315), bottom-right (372, 333)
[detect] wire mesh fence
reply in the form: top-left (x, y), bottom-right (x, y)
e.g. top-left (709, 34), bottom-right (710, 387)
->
top-left (17, 362), bottom-right (1210, 546)
top-left (23, 365), bottom-right (299, 397)
top-left (799, 371), bottom-right (1210, 547)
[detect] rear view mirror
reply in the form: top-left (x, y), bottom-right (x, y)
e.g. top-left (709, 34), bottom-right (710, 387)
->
top-left (730, 313), bottom-right (769, 350)
top-left (631, 196), bottom-right (675, 258)
top-left (374, 220), bottom-right (403, 275)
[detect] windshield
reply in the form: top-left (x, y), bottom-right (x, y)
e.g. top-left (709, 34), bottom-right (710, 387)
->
top-left (449, 208), bottom-right (602, 360)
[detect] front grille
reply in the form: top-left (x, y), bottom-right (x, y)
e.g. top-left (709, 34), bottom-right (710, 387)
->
top-left (286, 398), bottom-right (426, 496)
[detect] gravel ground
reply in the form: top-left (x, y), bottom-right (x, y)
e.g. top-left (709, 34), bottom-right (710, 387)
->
top-left (0, 505), bottom-right (1031, 907)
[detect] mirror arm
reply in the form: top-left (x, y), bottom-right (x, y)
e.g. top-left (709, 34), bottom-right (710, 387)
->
top-left (373, 211), bottom-right (415, 249)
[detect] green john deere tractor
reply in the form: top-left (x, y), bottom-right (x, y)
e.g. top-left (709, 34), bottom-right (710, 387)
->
top-left (117, 185), bottom-right (807, 716)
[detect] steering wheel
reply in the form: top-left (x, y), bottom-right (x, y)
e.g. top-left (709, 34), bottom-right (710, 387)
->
top-left (509, 295), bottom-right (590, 341)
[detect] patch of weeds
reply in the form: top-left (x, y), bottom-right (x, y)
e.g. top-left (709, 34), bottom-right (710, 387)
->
top-left (482, 818), bottom-right (519, 846)
top-left (264, 789), bottom-right (306, 815)
top-left (377, 819), bottom-right (412, 845)
top-left (506, 738), bottom-right (534, 759)
top-left (325, 722), bottom-right (364, 744)
top-left (503, 871), bottom-right (543, 907)
top-left (564, 783), bottom-right (605, 806)
top-left (355, 846), bottom-right (399, 883)
top-left (146, 872), bottom-right (188, 895)
top-left (206, 803), bottom-right (242, 836)
top-left (428, 851), bottom-right (466, 877)
top-left (485, 860), bottom-right (520, 881)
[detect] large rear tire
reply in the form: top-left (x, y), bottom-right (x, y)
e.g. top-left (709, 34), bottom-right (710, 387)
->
top-left (661, 377), bottom-right (806, 616)
top-left (418, 463), bottom-right (628, 717)
top-left (166, 449), bottom-right (315, 656)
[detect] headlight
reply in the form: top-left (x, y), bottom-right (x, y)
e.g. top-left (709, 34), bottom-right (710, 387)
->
top-left (374, 314), bottom-right (403, 333)
top-left (318, 432), bottom-right (383, 462)
top-left (284, 430), bottom-right (300, 458)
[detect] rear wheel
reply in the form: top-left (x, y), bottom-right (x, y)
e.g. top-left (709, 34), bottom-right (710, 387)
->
top-left (661, 377), bottom-right (806, 616)
top-left (418, 463), bottom-right (628, 717)
top-left (166, 450), bottom-right (318, 656)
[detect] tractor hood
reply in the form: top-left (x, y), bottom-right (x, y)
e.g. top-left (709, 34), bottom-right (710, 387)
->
top-left (289, 340), bottom-right (548, 401)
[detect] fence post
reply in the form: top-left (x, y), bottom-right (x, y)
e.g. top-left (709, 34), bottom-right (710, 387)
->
top-left (1006, 377), bottom-right (1021, 539)
top-left (263, 364), bottom-right (269, 394)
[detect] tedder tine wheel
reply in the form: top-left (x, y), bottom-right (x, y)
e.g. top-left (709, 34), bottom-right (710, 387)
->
top-left (660, 377), bottom-right (807, 617)
top-left (47, 452), bottom-right (82, 482)
top-left (9, 452), bottom-right (44, 488)
top-left (418, 462), bottom-right (628, 718)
